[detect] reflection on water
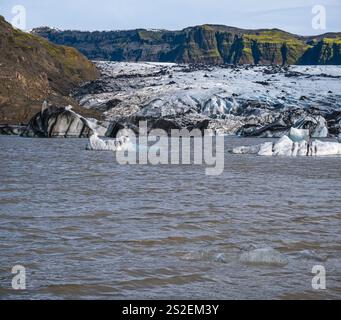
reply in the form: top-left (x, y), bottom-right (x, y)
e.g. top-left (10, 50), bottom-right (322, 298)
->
top-left (0, 136), bottom-right (340, 300)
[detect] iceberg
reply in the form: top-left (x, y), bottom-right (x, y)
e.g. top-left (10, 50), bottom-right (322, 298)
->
top-left (240, 247), bottom-right (288, 266)
top-left (86, 133), bottom-right (131, 151)
top-left (232, 134), bottom-right (341, 156)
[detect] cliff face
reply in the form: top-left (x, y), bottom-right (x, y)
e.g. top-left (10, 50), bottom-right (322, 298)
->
top-left (32, 24), bottom-right (341, 65)
top-left (0, 16), bottom-right (100, 124)
top-left (299, 39), bottom-right (341, 65)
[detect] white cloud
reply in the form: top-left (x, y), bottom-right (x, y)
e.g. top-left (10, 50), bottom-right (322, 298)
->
top-left (0, 0), bottom-right (340, 34)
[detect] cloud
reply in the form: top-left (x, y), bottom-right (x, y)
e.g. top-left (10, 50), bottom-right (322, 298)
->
top-left (0, 0), bottom-right (340, 34)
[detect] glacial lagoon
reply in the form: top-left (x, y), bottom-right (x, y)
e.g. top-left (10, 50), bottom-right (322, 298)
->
top-left (0, 135), bottom-right (340, 299)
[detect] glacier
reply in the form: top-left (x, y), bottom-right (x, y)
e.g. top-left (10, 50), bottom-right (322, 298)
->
top-left (73, 62), bottom-right (341, 138)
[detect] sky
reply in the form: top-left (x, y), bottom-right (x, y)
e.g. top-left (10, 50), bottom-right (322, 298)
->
top-left (0, 0), bottom-right (340, 35)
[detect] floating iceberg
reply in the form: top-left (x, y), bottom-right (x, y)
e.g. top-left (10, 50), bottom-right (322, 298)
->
top-left (86, 133), bottom-right (131, 151)
top-left (233, 133), bottom-right (341, 157)
top-left (240, 247), bottom-right (288, 266)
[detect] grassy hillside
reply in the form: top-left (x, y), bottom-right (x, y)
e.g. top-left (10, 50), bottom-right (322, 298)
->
top-left (0, 16), bottom-right (100, 124)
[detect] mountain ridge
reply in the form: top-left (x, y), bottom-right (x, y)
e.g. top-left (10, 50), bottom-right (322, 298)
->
top-left (32, 24), bottom-right (341, 65)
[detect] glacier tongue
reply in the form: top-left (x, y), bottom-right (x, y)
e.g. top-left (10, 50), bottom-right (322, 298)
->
top-left (73, 62), bottom-right (341, 137)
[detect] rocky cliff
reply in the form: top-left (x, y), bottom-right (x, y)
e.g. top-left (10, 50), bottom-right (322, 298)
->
top-left (0, 16), bottom-right (100, 124)
top-left (32, 24), bottom-right (341, 65)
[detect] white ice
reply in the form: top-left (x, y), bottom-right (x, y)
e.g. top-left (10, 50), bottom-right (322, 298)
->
top-left (239, 247), bottom-right (288, 266)
top-left (232, 130), bottom-right (341, 157)
top-left (86, 133), bottom-right (132, 151)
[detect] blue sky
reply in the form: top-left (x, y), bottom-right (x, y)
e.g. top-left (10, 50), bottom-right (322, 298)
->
top-left (0, 0), bottom-right (340, 35)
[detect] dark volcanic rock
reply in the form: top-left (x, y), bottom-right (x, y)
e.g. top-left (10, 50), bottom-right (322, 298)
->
top-left (238, 112), bottom-right (329, 138)
top-left (0, 124), bottom-right (26, 135)
top-left (32, 25), bottom-right (341, 65)
top-left (106, 115), bottom-right (209, 137)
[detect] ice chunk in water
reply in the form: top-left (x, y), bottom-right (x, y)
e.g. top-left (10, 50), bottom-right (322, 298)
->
top-left (214, 253), bottom-right (227, 263)
top-left (233, 131), bottom-right (341, 157)
top-left (231, 145), bottom-right (260, 155)
top-left (86, 133), bottom-right (131, 151)
top-left (240, 247), bottom-right (288, 266)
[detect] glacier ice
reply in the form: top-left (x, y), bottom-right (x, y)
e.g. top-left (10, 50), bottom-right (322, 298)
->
top-left (73, 62), bottom-right (341, 137)
top-left (232, 132), bottom-right (341, 157)
top-left (288, 127), bottom-right (309, 142)
top-left (86, 133), bottom-right (131, 151)
top-left (239, 247), bottom-right (288, 266)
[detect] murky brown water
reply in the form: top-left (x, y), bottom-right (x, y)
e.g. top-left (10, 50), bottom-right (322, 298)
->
top-left (0, 136), bottom-right (340, 300)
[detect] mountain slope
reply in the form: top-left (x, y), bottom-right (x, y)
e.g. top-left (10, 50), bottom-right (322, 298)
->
top-left (32, 24), bottom-right (341, 65)
top-left (0, 16), bottom-right (100, 124)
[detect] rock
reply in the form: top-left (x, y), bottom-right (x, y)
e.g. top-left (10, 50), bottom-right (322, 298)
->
top-left (21, 104), bottom-right (96, 138)
top-left (32, 25), bottom-right (341, 65)
top-left (106, 115), bottom-right (210, 137)
top-left (338, 134), bottom-right (341, 143)
top-left (325, 110), bottom-right (341, 136)
top-left (237, 120), bottom-right (288, 138)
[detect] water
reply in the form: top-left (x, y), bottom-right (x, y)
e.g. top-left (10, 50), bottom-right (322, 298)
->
top-left (0, 135), bottom-right (340, 300)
